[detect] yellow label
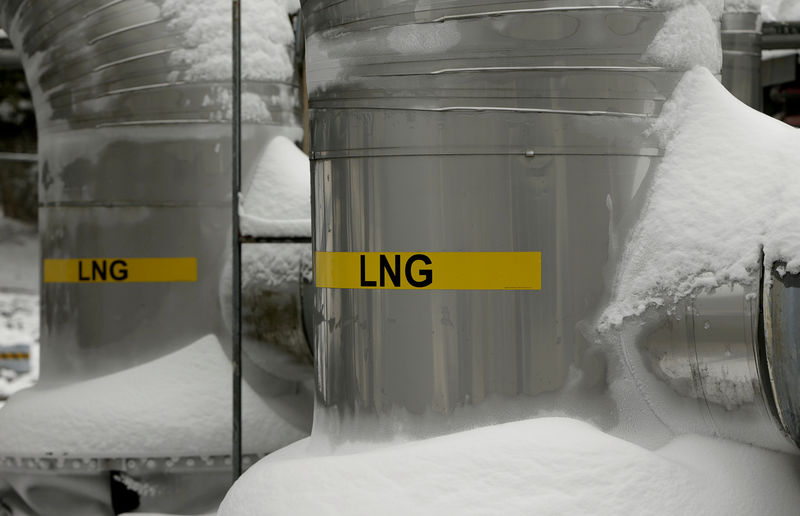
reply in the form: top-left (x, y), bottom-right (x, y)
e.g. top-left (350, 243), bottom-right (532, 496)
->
top-left (0, 353), bottom-right (29, 360)
top-left (43, 258), bottom-right (197, 283)
top-left (315, 252), bottom-right (541, 290)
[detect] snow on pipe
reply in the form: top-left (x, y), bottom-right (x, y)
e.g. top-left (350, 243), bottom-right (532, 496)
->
top-left (304, 0), bottom-right (799, 450)
top-left (0, 0), bottom-right (312, 513)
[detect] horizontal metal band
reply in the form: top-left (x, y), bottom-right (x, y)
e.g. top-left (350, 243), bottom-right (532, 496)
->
top-left (43, 257), bottom-right (197, 283)
top-left (316, 251), bottom-right (541, 290)
top-left (303, 1), bottom-right (665, 35)
top-left (310, 148), bottom-right (662, 159)
top-left (312, 104), bottom-right (651, 118)
top-left (431, 5), bottom-right (657, 23)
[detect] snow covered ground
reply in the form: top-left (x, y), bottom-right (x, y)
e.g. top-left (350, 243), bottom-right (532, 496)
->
top-left (220, 417), bottom-right (800, 516)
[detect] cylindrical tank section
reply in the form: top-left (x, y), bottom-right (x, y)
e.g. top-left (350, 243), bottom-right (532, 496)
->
top-left (305, 0), bottom-right (679, 432)
top-left (304, 0), bottom-right (798, 450)
top-left (721, 9), bottom-right (762, 109)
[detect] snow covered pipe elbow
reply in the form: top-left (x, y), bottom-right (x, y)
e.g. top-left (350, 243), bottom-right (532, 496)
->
top-left (0, 1), bottom-right (302, 382)
top-left (0, 2), bottom-right (310, 512)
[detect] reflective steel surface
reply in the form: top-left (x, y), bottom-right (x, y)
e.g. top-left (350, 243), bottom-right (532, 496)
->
top-left (2, 0), bottom-right (302, 383)
top-left (306, 0), bottom-right (679, 433)
top-left (721, 11), bottom-right (762, 109)
top-left (634, 283), bottom-right (789, 450)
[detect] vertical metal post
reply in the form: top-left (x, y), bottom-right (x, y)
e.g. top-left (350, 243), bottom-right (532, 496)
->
top-left (231, 0), bottom-right (243, 481)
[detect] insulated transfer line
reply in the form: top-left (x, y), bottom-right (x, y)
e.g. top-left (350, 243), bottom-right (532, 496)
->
top-left (232, 0), bottom-right (243, 482)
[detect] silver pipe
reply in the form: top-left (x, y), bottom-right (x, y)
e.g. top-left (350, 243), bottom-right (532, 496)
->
top-left (231, 0), bottom-right (243, 482)
top-left (762, 265), bottom-right (800, 448)
top-left (721, 11), bottom-right (762, 109)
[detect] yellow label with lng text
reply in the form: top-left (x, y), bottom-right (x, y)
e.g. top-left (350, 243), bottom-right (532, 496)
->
top-left (43, 258), bottom-right (197, 283)
top-left (315, 252), bottom-right (541, 290)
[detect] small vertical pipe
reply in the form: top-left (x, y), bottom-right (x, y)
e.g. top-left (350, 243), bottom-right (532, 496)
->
top-left (231, 0), bottom-right (243, 481)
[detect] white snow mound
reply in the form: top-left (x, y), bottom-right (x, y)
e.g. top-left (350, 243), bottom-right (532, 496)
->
top-left (644, 3), bottom-right (722, 72)
top-left (218, 417), bottom-right (800, 516)
top-left (240, 136), bottom-right (311, 238)
top-left (0, 335), bottom-right (309, 457)
top-left (601, 66), bottom-right (800, 327)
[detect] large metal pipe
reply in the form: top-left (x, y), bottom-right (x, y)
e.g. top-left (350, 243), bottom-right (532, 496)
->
top-left (0, 0), bottom-right (310, 513)
top-left (2, 0), bottom-right (301, 383)
top-left (305, 0), bottom-right (682, 433)
top-left (721, 10), bottom-right (762, 109)
top-left (304, 0), bottom-right (797, 451)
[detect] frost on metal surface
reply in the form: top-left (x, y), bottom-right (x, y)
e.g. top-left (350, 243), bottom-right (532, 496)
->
top-left (162, 0), bottom-right (300, 123)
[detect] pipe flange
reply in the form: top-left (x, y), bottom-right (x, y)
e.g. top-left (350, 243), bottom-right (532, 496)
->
top-left (761, 263), bottom-right (800, 447)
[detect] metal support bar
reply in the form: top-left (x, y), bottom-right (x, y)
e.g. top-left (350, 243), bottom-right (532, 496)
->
top-left (231, 0), bottom-right (243, 482)
top-left (239, 236), bottom-right (312, 244)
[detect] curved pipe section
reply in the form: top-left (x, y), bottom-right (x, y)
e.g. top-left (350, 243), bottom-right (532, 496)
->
top-left (2, 0), bottom-right (301, 384)
top-left (0, 0), bottom-right (314, 459)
